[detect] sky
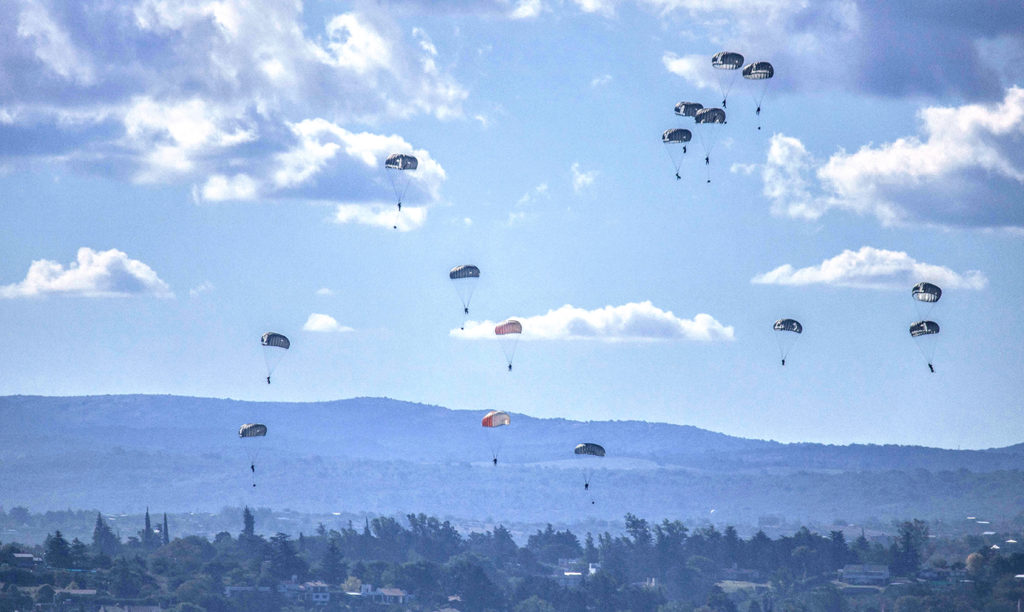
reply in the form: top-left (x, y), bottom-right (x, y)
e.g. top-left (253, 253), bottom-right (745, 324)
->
top-left (1, 0), bottom-right (1022, 450)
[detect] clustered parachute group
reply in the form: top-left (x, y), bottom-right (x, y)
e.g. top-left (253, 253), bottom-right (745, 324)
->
top-left (664, 51), bottom-right (774, 183)
top-left (238, 52), bottom-right (947, 497)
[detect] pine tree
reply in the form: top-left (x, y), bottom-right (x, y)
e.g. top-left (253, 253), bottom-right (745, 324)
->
top-left (92, 513), bottom-right (120, 557)
top-left (44, 530), bottom-right (72, 568)
top-left (141, 508), bottom-right (157, 550)
top-left (162, 514), bottom-right (169, 546)
top-left (320, 537), bottom-right (346, 584)
top-left (242, 507), bottom-right (255, 538)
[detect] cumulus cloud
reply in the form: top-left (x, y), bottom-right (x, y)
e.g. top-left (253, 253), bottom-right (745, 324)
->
top-left (302, 313), bottom-right (354, 333)
top-left (590, 74), bottom-right (613, 87)
top-left (573, 0), bottom-right (616, 17)
top-left (332, 203), bottom-right (427, 232)
top-left (662, 52), bottom-right (715, 91)
top-left (759, 88), bottom-right (1024, 229)
top-left (0, 1), bottom-right (464, 203)
top-left (315, 287), bottom-right (335, 296)
top-left (0, 248), bottom-right (172, 298)
top-left (752, 246), bottom-right (988, 290)
top-left (655, 0), bottom-right (1023, 101)
top-left (453, 301), bottom-right (734, 342)
top-left (510, 0), bottom-right (543, 19)
top-left (571, 162), bottom-right (597, 192)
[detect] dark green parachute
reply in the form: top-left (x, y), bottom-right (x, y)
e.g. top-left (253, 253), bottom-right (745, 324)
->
top-left (912, 282), bottom-right (942, 303)
top-left (662, 128), bottom-right (692, 143)
top-left (910, 321), bottom-right (939, 337)
top-left (693, 108), bottom-right (727, 182)
top-left (574, 443), bottom-right (606, 457)
top-left (773, 319), bottom-right (802, 334)
top-left (385, 153), bottom-right (418, 170)
top-left (742, 61), bottom-right (774, 80)
top-left (261, 332), bottom-right (290, 349)
top-left (449, 265), bottom-right (480, 280)
top-left (694, 108), bottom-right (726, 124)
top-left (385, 153), bottom-right (418, 229)
top-left (674, 101), bottom-right (704, 117)
top-left (239, 423), bottom-right (268, 438)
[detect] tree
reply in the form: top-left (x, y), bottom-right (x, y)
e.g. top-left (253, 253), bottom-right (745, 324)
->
top-left (69, 537), bottom-right (90, 569)
top-left (892, 519), bottom-right (929, 577)
top-left (242, 507), bottom-right (256, 538)
top-left (44, 530), bottom-right (72, 568)
top-left (92, 513), bottom-right (120, 557)
top-left (319, 537), bottom-right (347, 584)
top-left (163, 513), bottom-right (170, 546)
top-left (269, 532), bottom-right (309, 582)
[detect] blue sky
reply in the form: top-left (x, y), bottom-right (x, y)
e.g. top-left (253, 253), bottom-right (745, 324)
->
top-left (1, 0), bottom-right (1022, 449)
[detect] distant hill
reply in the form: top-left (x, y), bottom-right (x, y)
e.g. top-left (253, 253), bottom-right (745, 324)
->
top-left (2, 395), bottom-right (1022, 527)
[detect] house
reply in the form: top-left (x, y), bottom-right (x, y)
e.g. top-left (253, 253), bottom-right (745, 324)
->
top-left (303, 581), bottom-right (330, 606)
top-left (557, 571), bottom-right (583, 588)
top-left (11, 553), bottom-right (38, 568)
top-left (839, 564), bottom-right (890, 585)
top-left (355, 584), bottom-right (413, 605)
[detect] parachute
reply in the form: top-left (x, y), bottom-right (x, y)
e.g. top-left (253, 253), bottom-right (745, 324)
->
top-left (674, 101), bottom-right (704, 118)
top-left (742, 61), bottom-right (774, 130)
top-left (482, 410), bottom-right (510, 464)
top-left (495, 319), bottom-right (522, 371)
top-left (712, 51), bottom-right (744, 108)
top-left (773, 319), bottom-right (802, 366)
top-left (910, 320), bottom-right (940, 372)
top-left (385, 153), bottom-right (418, 230)
top-left (662, 128), bottom-right (692, 179)
top-left (912, 282), bottom-right (942, 303)
top-left (575, 443), bottom-right (605, 501)
top-left (450, 265), bottom-right (481, 329)
top-left (693, 107), bottom-right (726, 182)
top-left (912, 282), bottom-right (942, 319)
top-left (239, 423), bottom-right (267, 487)
top-left (261, 332), bottom-right (290, 384)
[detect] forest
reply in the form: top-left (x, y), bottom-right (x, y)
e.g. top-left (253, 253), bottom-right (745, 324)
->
top-left (2, 507), bottom-right (1023, 611)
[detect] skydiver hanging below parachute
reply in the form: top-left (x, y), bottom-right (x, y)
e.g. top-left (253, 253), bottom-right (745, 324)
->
top-left (742, 61), bottom-right (775, 130)
top-left (910, 320), bottom-right (940, 373)
top-left (773, 318), bottom-right (802, 366)
top-left (495, 319), bottom-right (522, 372)
top-left (385, 153), bottom-right (418, 230)
top-left (482, 410), bottom-right (510, 465)
top-left (662, 128), bottom-right (692, 180)
top-left (239, 423), bottom-right (268, 487)
top-left (693, 107), bottom-right (726, 183)
top-left (449, 265), bottom-right (481, 330)
top-left (712, 51), bottom-right (744, 108)
top-left (575, 443), bottom-right (605, 504)
top-left (261, 332), bottom-right (290, 384)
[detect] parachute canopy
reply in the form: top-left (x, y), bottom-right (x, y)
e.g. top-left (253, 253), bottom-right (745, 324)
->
top-left (912, 282), bottom-right (942, 303)
top-left (385, 153), bottom-right (418, 170)
top-left (674, 101), bottom-right (704, 117)
top-left (495, 320), bottom-right (522, 336)
top-left (574, 443), bottom-right (606, 457)
top-left (695, 108), bottom-right (727, 124)
top-left (742, 61), bottom-right (774, 80)
top-left (662, 128), bottom-right (692, 143)
top-left (910, 321), bottom-right (940, 337)
top-left (239, 423), bottom-right (267, 438)
top-left (773, 319), bottom-right (802, 334)
top-left (712, 51), bottom-right (744, 70)
top-left (261, 332), bottom-right (290, 349)
top-left (482, 410), bottom-right (510, 428)
top-left (450, 265), bottom-right (481, 280)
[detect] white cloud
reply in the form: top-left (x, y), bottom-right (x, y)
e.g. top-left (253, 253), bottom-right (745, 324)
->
top-left (752, 246), bottom-right (989, 290)
top-left (17, 0), bottom-right (95, 84)
top-left (590, 74), bottom-right (613, 88)
top-left (200, 174), bottom-right (259, 201)
top-left (571, 162), bottom-right (597, 192)
top-left (316, 287), bottom-right (335, 296)
top-left (0, 248), bottom-right (172, 298)
top-left (759, 88), bottom-right (1024, 229)
top-left (510, 0), bottom-right (543, 19)
top-left (662, 52), bottom-right (715, 91)
top-left (332, 203), bottom-right (427, 232)
top-left (302, 313), bottom-right (354, 333)
top-left (453, 301), bottom-right (734, 342)
top-left (516, 182), bottom-right (549, 206)
top-left (188, 281), bottom-right (214, 298)
top-left (573, 0), bottom-right (617, 17)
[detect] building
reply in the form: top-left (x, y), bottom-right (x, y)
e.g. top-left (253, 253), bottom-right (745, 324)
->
top-left (303, 581), bottom-right (330, 606)
top-left (839, 564), bottom-right (891, 585)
